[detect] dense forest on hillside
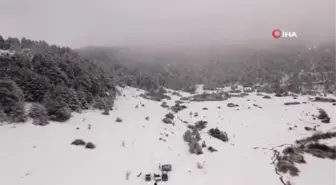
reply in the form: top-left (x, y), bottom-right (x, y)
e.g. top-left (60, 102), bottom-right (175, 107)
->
top-left (0, 35), bottom-right (116, 124)
top-left (0, 34), bottom-right (335, 124)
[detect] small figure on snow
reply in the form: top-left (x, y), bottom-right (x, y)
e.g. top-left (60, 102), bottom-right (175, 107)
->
top-left (154, 182), bottom-right (157, 185)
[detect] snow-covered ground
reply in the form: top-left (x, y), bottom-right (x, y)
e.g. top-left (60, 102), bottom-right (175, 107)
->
top-left (0, 86), bottom-right (335, 185)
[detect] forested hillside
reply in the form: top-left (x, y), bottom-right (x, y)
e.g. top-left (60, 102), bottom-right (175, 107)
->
top-left (1, 34), bottom-right (335, 124)
top-left (0, 35), bottom-right (116, 124)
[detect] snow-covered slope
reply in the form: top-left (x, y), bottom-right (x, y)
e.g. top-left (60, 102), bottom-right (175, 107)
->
top-left (0, 86), bottom-right (335, 185)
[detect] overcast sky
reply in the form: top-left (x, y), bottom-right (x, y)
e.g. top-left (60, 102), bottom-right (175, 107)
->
top-left (0, 0), bottom-right (334, 48)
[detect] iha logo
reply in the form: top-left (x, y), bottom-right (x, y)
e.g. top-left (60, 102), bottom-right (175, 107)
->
top-left (272, 29), bottom-right (298, 39)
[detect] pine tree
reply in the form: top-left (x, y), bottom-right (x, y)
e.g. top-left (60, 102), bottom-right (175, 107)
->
top-left (0, 80), bottom-right (26, 122)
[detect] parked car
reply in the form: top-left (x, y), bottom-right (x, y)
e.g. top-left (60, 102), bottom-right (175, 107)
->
top-left (145, 174), bottom-right (151, 181)
top-left (161, 164), bottom-right (172, 172)
top-left (154, 174), bottom-right (161, 181)
top-left (162, 171), bottom-right (168, 181)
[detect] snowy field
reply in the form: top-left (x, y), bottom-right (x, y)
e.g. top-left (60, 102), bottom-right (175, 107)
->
top-left (0, 86), bottom-right (335, 185)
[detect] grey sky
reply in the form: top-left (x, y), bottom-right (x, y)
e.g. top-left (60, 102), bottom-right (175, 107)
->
top-left (0, 0), bottom-right (334, 48)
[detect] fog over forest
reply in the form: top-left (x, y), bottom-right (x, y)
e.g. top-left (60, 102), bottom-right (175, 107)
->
top-left (0, 0), bottom-right (334, 48)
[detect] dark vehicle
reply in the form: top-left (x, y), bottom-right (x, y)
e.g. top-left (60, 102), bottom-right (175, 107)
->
top-left (162, 171), bottom-right (168, 181)
top-left (145, 174), bottom-right (151, 181)
top-left (161, 164), bottom-right (172, 172)
top-left (154, 173), bottom-right (161, 181)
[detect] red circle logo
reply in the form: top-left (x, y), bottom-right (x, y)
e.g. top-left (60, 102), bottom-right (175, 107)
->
top-left (272, 29), bottom-right (282, 39)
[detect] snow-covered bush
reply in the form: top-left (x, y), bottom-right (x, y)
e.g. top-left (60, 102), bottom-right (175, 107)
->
top-left (93, 96), bottom-right (105, 109)
top-left (162, 117), bottom-right (173, 124)
top-left (102, 108), bottom-right (109, 115)
top-left (49, 106), bottom-right (71, 122)
top-left (209, 128), bottom-right (229, 142)
top-left (276, 158), bottom-right (299, 176)
top-left (161, 101), bottom-right (169, 108)
top-left (165, 112), bottom-right (174, 120)
top-left (196, 162), bottom-right (204, 169)
top-left (192, 129), bottom-right (201, 141)
top-left (43, 86), bottom-right (78, 122)
top-left (85, 142), bottom-right (96, 149)
top-left (188, 139), bottom-right (203, 155)
top-left (8, 101), bottom-right (27, 122)
top-left (93, 96), bottom-right (113, 111)
top-left (29, 103), bottom-right (49, 126)
top-left (195, 120), bottom-right (207, 130)
top-left (44, 85), bottom-right (81, 112)
top-left (171, 103), bottom-right (187, 113)
top-left (71, 139), bottom-right (86, 146)
top-left (227, 103), bottom-right (238, 108)
top-left (76, 90), bottom-right (89, 109)
top-left (208, 146), bottom-right (217, 152)
top-left (29, 103), bottom-right (47, 119)
top-left (183, 129), bottom-right (203, 155)
top-left (183, 130), bottom-right (193, 143)
top-left (316, 108), bottom-right (331, 123)
top-left (263, 95), bottom-right (271, 99)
